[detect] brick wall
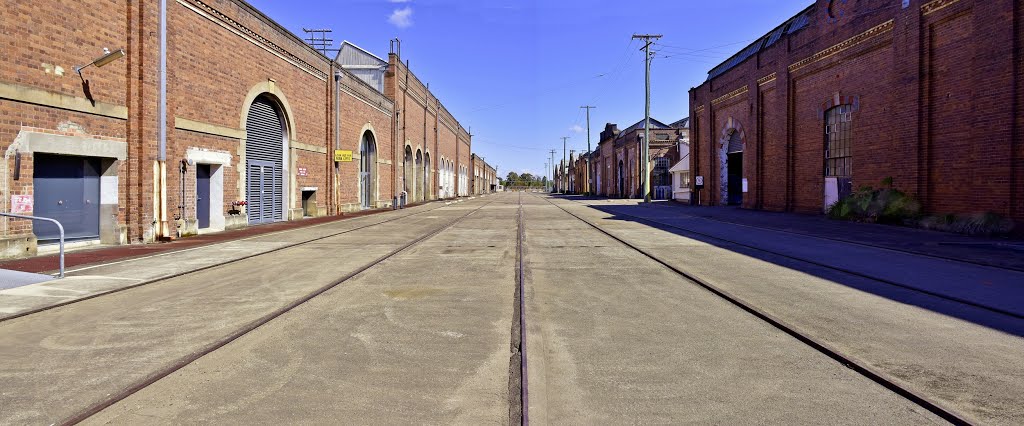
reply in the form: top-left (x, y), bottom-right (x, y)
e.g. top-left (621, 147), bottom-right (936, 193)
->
top-left (690, 0), bottom-right (1023, 223)
top-left (0, 0), bottom-right (470, 258)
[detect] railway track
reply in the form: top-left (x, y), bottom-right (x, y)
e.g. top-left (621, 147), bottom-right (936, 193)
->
top-left (648, 201), bottom-right (1024, 273)
top-left (0, 200), bottom-right (455, 324)
top-left (535, 194), bottom-right (971, 425)
top-left (564, 198), bottom-right (1024, 321)
top-left (514, 191), bottom-right (529, 425)
top-left (59, 196), bottom-right (500, 425)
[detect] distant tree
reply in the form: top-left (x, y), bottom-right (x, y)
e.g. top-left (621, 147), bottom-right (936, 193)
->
top-left (506, 171), bottom-right (519, 185)
top-left (520, 173), bottom-right (534, 184)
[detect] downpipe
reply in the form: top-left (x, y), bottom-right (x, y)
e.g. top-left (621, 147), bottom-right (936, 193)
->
top-left (155, 0), bottom-right (170, 239)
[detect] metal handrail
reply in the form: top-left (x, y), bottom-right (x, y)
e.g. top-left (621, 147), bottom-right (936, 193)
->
top-left (0, 213), bottom-right (64, 278)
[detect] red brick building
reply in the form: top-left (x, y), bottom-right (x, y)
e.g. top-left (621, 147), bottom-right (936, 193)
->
top-left (690, 0), bottom-right (1023, 224)
top-left (470, 154), bottom-right (496, 195)
top-left (591, 119), bottom-right (686, 198)
top-left (0, 0), bottom-right (476, 258)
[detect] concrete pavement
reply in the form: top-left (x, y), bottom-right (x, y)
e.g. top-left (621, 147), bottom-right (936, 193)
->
top-left (86, 198), bottom-right (519, 424)
top-left (0, 201), bottom-right (446, 320)
top-left (1, 193), bottom-right (1021, 423)
top-left (521, 195), bottom-right (942, 424)
top-left (577, 198), bottom-right (1024, 318)
top-left (547, 196), bottom-right (1024, 424)
top-left (0, 198), bottom-right (491, 424)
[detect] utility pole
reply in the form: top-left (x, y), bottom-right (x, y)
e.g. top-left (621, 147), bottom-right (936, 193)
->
top-left (632, 34), bottom-right (661, 203)
top-left (561, 137), bottom-right (570, 194)
top-left (544, 162), bottom-right (549, 191)
top-left (580, 105), bottom-right (596, 195)
top-left (569, 149), bottom-right (576, 193)
top-left (549, 149), bottom-right (557, 193)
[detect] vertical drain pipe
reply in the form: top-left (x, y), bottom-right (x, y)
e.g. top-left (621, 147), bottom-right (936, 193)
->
top-left (334, 66), bottom-right (342, 214)
top-left (156, 0), bottom-right (169, 238)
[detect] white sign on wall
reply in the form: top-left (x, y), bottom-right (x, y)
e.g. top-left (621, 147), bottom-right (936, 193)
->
top-left (742, 178), bottom-right (749, 193)
top-left (10, 195), bottom-right (32, 214)
top-left (695, 176), bottom-right (704, 188)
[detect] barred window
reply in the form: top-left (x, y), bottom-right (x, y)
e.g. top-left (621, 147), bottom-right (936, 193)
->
top-left (653, 157), bottom-right (671, 186)
top-left (824, 105), bottom-right (853, 177)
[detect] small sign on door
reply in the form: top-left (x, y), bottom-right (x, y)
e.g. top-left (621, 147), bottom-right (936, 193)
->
top-left (10, 195), bottom-right (32, 214)
top-left (297, 167), bottom-right (307, 177)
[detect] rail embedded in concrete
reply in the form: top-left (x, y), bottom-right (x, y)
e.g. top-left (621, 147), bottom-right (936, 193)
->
top-left (1, 212), bottom-right (64, 278)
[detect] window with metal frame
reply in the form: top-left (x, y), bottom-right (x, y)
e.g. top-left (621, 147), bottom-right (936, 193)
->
top-left (653, 157), bottom-right (671, 186)
top-left (824, 104), bottom-right (853, 177)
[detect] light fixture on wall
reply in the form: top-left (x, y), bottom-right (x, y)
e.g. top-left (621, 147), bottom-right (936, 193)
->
top-left (74, 48), bottom-right (126, 77)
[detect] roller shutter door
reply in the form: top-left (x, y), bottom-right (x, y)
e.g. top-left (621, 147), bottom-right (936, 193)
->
top-left (245, 97), bottom-right (284, 224)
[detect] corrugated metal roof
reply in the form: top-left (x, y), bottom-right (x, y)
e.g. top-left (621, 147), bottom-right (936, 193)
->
top-left (337, 41), bottom-right (386, 93)
top-left (669, 117), bottom-right (690, 129)
top-left (620, 118), bottom-right (672, 134)
top-left (707, 5), bottom-right (814, 81)
top-left (336, 41), bottom-right (386, 66)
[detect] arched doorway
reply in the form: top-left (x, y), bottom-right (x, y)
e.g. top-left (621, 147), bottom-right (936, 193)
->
top-left (359, 131), bottom-right (376, 209)
top-left (245, 94), bottom-right (286, 224)
top-left (415, 149), bottom-right (424, 202)
top-left (404, 145), bottom-right (413, 201)
top-left (617, 159), bottom-right (625, 197)
top-left (724, 130), bottom-right (743, 205)
top-left (423, 152), bottom-right (431, 200)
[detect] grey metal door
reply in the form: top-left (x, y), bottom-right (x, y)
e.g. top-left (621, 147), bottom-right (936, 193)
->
top-left (245, 96), bottom-right (284, 224)
top-left (246, 161), bottom-right (278, 224)
top-left (196, 164), bottom-right (211, 229)
top-left (33, 154), bottom-right (101, 242)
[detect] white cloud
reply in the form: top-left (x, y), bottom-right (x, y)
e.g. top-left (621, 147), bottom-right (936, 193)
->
top-left (388, 6), bottom-right (413, 28)
top-left (570, 124), bottom-right (584, 134)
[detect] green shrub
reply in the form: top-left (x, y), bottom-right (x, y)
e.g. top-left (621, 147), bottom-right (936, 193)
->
top-left (826, 178), bottom-right (921, 224)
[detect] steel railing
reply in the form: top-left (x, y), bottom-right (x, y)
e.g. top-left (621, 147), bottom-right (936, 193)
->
top-left (0, 213), bottom-right (64, 278)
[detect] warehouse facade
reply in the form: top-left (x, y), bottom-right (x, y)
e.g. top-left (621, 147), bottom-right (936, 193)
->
top-left (689, 0), bottom-right (1023, 223)
top-left (0, 0), bottom-right (477, 258)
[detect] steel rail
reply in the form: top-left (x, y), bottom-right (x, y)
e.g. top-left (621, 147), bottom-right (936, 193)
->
top-left (0, 201), bottom-right (451, 325)
top-left (564, 198), bottom-right (1024, 320)
top-left (536, 194), bottom-right (971, 426)
top-left (517, 191), bottom-right (529, 425)
top-left (63, 196), bottom-right (501, 425)
top-left (606, 197), bottom-right (1023, 273)
top-left (0, 213), bottom-right (65, 277)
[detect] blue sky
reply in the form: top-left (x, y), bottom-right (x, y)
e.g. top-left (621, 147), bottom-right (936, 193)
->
top-left (247, 0), bottom-right (811, 178)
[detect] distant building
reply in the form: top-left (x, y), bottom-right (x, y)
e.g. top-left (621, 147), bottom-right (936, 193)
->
top-left (668, 118), bottom-right (691, 202)
top-left (590, 118), bottom-right (686, 199)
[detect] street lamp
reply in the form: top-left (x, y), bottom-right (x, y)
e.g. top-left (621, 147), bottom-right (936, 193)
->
top-left (74, 48), bottom-right (125, 77)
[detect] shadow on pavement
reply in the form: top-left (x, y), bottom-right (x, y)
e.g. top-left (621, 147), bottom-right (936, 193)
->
top-left (551, 195), bottom-right (1024, 339)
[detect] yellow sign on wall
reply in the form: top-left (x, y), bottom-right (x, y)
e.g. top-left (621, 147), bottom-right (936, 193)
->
top-left (334, 150), bottom-right (353, 162)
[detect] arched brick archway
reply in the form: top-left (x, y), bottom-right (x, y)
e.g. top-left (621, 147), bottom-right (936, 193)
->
top-left (718, 117), bottom-right (746, 205)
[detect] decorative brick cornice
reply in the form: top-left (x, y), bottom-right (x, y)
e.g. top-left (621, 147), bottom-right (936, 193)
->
top-left (694, 104), bottom-right (705, 114)
top-left (180, 0), bottom-right (328, 81)
top-left (921, 0), bottom-right (960, 15)
top-left (788, 20), bottom-right (894, 73)
top-left (711, 85), bottom-right (749, 106)
top-left (757, 73), bottom-right (777, 86)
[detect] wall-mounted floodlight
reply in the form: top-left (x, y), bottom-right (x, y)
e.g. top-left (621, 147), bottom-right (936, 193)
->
top-left (74, 48), bottom-right (125, 76)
